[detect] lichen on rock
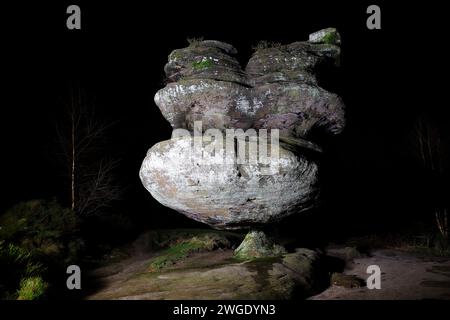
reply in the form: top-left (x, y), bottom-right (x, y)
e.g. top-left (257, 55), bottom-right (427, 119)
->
top-left (234, 231), bottom-right (287, 259)
top-left (308, 27), bottom-right (341, 45)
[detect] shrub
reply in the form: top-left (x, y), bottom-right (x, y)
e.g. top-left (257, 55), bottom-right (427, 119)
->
top-left (0, 199), bottom-right (82, 262)
top-left (147, 232), bottom-right (234, 272)
top-left (187, 37), bottom-right (204, 46)
top-left (17, 277), bottom-right (48, 300)
top-left (0, 199), bottom-right (83, 299)
top-left (0, 241), bottom-right (46, 299)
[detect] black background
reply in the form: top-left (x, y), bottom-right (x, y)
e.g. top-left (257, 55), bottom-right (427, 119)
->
top-left (1, 1), bottom-right (446, 242)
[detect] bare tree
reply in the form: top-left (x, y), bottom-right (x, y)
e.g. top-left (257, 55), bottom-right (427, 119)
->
top-left (413, 115), bottom-right (448, 241)
top-left (414, 116), bottom-right (443, 176)
top-left (56, 87), bottom-right (121, 216)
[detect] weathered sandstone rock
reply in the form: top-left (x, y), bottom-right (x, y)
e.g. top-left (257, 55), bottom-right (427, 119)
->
top-left (139, 136), bottom-right (319, 229)
top-left (155, 30), bottom-right (345, 140)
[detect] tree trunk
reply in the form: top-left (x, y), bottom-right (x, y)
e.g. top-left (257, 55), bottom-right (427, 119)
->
top-left (71, 112), bottom-right (75, 211)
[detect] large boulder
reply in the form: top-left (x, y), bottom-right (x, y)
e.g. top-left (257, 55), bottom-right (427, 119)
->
top-left (139, 136), bottom-right (319, 230)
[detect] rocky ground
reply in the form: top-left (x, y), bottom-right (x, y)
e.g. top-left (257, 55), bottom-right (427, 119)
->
top-left (86, 230), bottom-right (322, 300)
top-left (85, 230), bottom-right (450, 300)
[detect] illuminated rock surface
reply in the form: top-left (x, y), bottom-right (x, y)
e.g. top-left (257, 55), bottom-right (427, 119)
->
top-left (140, 136), bottom-right (319, 229)
top-left (140, 28), bottom-right (345, 229)
top-left (155, 30), bottom-right (345, 138)
top-left (88, 229), bottom-right (322, 300)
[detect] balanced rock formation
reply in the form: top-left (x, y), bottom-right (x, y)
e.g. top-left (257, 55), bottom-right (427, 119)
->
top-left (140, 28), bottom-right (345, 230)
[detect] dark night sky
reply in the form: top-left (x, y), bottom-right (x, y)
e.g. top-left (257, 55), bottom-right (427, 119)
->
top-left (1, 1), bottom-right (447, 237)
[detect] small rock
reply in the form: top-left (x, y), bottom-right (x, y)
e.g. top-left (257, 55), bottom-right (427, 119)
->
top-left (331, 272), bottom-right (364, 288)
top-left (234, 231), bottom-right (286, 259)
top-left (308, 28), bottom-right (341, 45)
top-left (344, 246), bottom-right (363, 261)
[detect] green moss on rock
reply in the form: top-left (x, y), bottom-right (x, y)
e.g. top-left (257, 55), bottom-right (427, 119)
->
top-left (146, 232), bottom-right (236, 272)
top-left (192, 58), bottom-right (214, 70)
top-left (308, 28), bottom-right (341, 45)
top-left (135, 228), bottom-right (241, 252)
top-left (321, 32), bottom-right (337, 44)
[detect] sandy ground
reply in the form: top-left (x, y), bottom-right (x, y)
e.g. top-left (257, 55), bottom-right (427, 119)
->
top-left (310, 248), bottom-right (450, 300)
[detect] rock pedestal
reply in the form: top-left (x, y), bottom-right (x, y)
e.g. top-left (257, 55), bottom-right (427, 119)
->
top-left (234, 231), bottom-right (287, 259)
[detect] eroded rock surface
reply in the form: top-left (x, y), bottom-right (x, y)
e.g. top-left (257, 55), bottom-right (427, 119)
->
top-left (155, 28), bottom-right (345, 140)
top-left (87, 245), bottom-right (323, 300)
top-left (140, 136), bottom-right (319, 229)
